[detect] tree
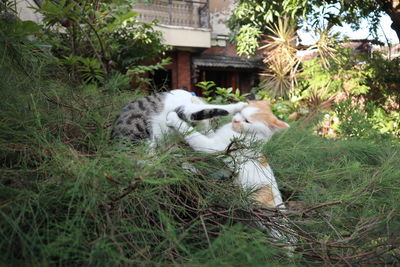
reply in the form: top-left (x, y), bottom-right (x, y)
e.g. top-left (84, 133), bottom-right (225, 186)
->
top-left (32, 0), bottom-right (167, 84)
top-left (378, 0), bottom-right (400, 40)
top-left (229, 0), bottom-right (400, 56)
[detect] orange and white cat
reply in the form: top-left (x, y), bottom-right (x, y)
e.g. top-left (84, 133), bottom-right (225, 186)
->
top-left (166, 100), bottom-right (289, 209)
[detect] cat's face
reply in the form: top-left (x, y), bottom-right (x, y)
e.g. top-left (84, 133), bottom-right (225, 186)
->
top-left (231, 100), bottom-right (289, 139)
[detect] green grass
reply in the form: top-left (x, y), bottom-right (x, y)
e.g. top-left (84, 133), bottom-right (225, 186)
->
top-left (266, 126), bottom-right (400, 262)
top-left (1, 45), bottom-right (400, 266)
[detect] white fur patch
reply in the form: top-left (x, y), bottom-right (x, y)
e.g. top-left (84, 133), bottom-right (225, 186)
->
top-left (241, 107), bottom-right (258, 118)
top-left (191, 96), bottom-right (203, 104)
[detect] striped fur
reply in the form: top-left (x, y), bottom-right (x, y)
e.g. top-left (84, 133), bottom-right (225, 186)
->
top-left (111, 93), bottom-right (166, 143)
top-left (190, 108), bottom-right (229, 120)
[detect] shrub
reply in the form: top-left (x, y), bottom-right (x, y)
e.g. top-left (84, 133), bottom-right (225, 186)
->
top-left (35, 0), bottom-right (168, 84)
top-left (196, 81), bottom-right (249, 104)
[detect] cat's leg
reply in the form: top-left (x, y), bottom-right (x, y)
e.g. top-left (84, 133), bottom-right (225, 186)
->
top-left (258, 165), bottom-right (284, 208)
top-left (166, 112), bottom-right (227, 153)
top-left (237, 161), bottom-right (283, 205)
top-left (242, 161), bottom-right (297, 250)
top-left (177, 102), bottom-right (247, 121)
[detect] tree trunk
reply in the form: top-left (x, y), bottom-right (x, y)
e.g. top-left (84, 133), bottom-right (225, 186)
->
top-left (378, 0), bottom-right (400, 42)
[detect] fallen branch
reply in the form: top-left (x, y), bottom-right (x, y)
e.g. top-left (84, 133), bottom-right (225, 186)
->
top-left (109, 177), bottom-right (141, 202)
top-left (301, 200), bottom-right (343, 216)
top-left (104, 172), bottom-right (121, 184)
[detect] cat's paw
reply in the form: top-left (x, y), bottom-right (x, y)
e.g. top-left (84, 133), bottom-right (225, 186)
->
top-left (234, 101), bottom-right (248, 112)
top-left (167, 112), bottom-right (192, 133)
top-left (166, 111), bottom-right (182, 128)
top-left (174, 106), bottom-right (187, 120)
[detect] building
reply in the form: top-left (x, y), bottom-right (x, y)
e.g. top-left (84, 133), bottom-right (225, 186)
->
top-left (15, 0), bottom-right (44, 23)
top-left (15, 0), bottom-right (263, 94)
top-left (372, 43), bottom-right (400, 58)
top-left (297, 39), bottom-right (391, 61)
top-left (134, 0), bottom-right (263, 94)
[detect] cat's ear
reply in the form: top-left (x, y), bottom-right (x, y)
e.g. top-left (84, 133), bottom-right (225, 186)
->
top-left (270, 118), bottom-right (289, 130)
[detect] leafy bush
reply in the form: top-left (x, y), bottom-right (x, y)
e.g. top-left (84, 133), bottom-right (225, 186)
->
top-left (333, 99), bottom-right (378, 138)
top-left (35, 0), bottom-right (168, 84)
top-left (259, 46), bottom-right (400, 140)
top-left (196, 81), bottom-right (249, 104)
top-left (332, 100), bottom-right (400, 139)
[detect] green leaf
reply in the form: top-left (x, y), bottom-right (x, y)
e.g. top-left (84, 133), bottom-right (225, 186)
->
top-left (16, 20), bottom-right (42, 36)
top-left (119, 11), bottom-right (138, 22)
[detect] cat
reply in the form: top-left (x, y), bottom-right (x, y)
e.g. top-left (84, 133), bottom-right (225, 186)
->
top-left (166, 100), bottom-right (289, 209)
top-left (111, 89), bottom-right (247, 146)
top-left (114, 93), bottom-right (295, 245)
top-left (166, 100), bottom-right (297, 246)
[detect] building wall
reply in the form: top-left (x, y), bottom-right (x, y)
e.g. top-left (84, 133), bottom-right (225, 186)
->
top-left (135, 0), bottom-right (211, 48)
top-left (201, 43), bottom-right (238, 57)
top-left (162, 51), bottom-right (193, 91)
top-left (209, 0), bottom-right (235, 47)
top-left (16, 0), bottom-right (43, 23)
top-left (154, 26), bottom-right (211, 48)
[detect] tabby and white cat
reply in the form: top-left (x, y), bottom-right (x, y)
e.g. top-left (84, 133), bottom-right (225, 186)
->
top-left (166, 100), bottom-right (289, 209)
top-left (112, 91), bottom-right (289, 209)
top-left (111, 89), bottom-right (246, 146)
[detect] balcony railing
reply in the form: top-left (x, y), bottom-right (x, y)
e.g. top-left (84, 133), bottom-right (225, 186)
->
top-left (134, 0), bottom-right (209, 29)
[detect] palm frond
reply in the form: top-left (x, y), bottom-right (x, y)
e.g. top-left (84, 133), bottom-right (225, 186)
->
top-left (259, 18), bottom-right (299, 97)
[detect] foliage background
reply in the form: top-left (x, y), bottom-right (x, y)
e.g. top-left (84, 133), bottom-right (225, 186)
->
top-left (1, 0), bottom-right (400, 265)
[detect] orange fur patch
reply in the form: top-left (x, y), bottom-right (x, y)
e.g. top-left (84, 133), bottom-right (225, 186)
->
top-left (258, 155), bottom-right (269, 166)
top-left (232, 120), bottom-right (244, 132)
top-left (253, 185), bottom-right (276, 208)
top-left (247, 101), bottom-right (289, 129)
